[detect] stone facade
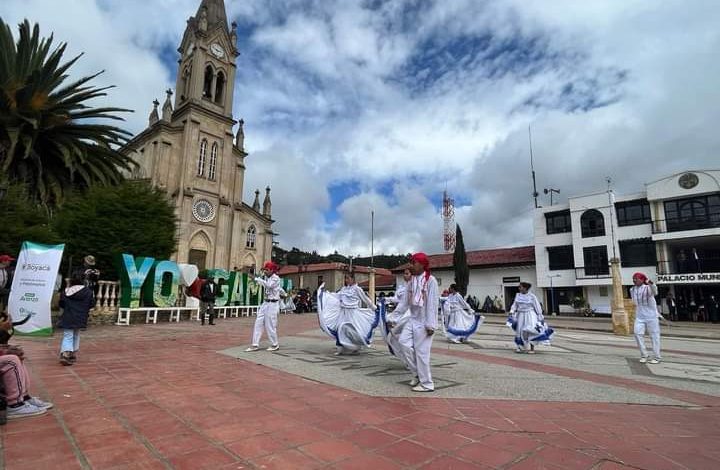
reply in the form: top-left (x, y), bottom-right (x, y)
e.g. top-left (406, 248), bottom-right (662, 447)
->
top-left (123, 0), bottom-right (273, 271)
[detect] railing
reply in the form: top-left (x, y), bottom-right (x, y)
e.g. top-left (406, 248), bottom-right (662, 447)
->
top-left (652, 216), bottom-right (720, 234)
top-left (656, 259), bottom-right (720, 275)
top-left (575, 266), bottom-right (611, 280)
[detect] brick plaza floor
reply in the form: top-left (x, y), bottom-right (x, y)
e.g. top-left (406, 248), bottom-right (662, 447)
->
top-left (1, 314), bottom-right (719, 469)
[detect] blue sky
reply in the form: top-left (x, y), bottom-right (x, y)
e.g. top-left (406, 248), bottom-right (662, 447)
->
top-left (3, 0), bottom-right (720, 255)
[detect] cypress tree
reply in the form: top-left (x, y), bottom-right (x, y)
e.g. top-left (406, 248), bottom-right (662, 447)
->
top-left (453, 224), bottom-right (470, 296)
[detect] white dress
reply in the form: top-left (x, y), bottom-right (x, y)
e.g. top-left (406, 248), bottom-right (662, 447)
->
top-left (317, 283), bottom-right (379, 352)
top-left (508, 292), bottom-right (553, 347)
top-left (379, 284), bottom-right (411, 365)
top-left (441, 292), bottom-right (484, 342)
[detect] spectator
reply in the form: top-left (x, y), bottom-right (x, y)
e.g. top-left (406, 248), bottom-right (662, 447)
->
top-left (58, 274), bottom-right (94, 365)
top-left (0, 254), bottom-right (16, 314)
top-left (73, 255), bottom-right (100, 303)
top-left (666, 293), bottom-right (678, 322)
top-left (709, 295), bottom-right (719, 324)
top-left (1, 320), bottom-right (53, 421)
top-left (199, 275), bottom-right (217, 326)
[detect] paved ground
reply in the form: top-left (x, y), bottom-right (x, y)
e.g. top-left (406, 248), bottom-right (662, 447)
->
top-left (2, 313), bottom-right (719, 470)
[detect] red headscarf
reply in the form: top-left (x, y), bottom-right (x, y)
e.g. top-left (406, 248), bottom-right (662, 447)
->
top-left (632, 272), bottom-right (648, 282)
top-left (263, 261), bottom-right (279, 273)
top-left (410, 252), bottom-right (431, 280)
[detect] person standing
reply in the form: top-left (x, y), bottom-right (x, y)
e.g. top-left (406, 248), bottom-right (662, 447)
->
top-left (708, 295), bottom-right (719, 324)
top-left (393, 253), bottom-right (439, 393)
top-left (245, 261), bottom-right (282, 352)
top-left (58, 275), bottom-right (94, 365)
top-left (441, 284), bottom-right (484, 343)
top-left (0, 254), bottom-right (16, 314)
top-left (199, 275), bottom-right (217, 326)
top-left (509, 282), bottom-right (546, 354)
top-left (666, 293), bottom-right (678, 322)
top-left (630, 272), bottom-right (662, 364)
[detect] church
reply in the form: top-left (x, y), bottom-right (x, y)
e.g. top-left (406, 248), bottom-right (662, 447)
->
top-left (123, 0), bottom-right (274, 272)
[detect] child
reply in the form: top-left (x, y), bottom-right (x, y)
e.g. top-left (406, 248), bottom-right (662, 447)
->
top-left (58, 275), bottom-right (94, 365)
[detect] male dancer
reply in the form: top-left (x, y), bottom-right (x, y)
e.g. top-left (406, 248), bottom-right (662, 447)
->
top-left (245, 261), bottom-right (282, 352)
top-left (393, 253), bottom-right (439, 392)
top-left (630, 272), bottom-right (662, 363)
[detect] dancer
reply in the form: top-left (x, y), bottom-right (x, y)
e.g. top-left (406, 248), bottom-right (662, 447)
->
top-left (440, 284), bottom-right (484, 343)
top-left (380, 268), bottom-right (412, 367)
top-left (317, 272), bottom-right (379, 355)
top-left (245, 261), bottom-right (282, 352)
top-left (393, 253), bottom-right (439, 392)
top-left (630, 272), bottom-right (661, 364)
top-left (508, 282), bottom-right (552, 354)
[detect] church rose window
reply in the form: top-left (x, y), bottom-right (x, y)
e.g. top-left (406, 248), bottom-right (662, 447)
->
top-left (246, 225), bottom-right (256, 248)
top-left (197, 139), bottom-right (207, 176)
top-left (208, 142), bottom-right (218, 180)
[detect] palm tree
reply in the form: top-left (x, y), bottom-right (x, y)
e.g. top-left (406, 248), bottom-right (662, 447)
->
top-left (0, 18), bottom-right (136, 207)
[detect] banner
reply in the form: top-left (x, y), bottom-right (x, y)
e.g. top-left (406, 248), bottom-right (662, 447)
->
top-left (8, 241), bottom-right (65, 336)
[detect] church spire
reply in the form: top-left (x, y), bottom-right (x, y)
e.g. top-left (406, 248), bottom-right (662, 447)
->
top-left (161, 89), bottom-right (173, 122)
top-left (148, 99), bottom-right (159, 126)
top-left (262, 186), bottom-right (272, 217)
top-left (235, 119), bottom-right (245, 150)
top-left (252, 189), bottom-right (261, 212)
top-left (195, 0), bottom-right (229, 33)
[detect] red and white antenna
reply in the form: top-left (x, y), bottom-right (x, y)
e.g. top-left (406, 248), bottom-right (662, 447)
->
top-left (442, 189), bottom-right (456, 252)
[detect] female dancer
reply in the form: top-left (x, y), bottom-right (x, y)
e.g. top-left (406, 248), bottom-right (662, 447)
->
top-left (630, 272), bottom-right (661, 363)
top-left (317, 272), bottom-right (379, 355)
top-left (509, 282), bottom-right (552, 353)
top-left (440, 284), bottom-right (484, 343)
top-left (380, 268), bottom-right (412, 366)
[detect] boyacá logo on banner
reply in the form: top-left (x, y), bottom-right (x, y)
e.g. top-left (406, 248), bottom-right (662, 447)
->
top-left (21, 263), bottom-right (51, 272)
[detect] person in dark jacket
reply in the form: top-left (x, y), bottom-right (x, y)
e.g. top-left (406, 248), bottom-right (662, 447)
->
top-left (58, 275), bottom-right (94, 365)
top-left (199, 276), bottom-right (217, 326)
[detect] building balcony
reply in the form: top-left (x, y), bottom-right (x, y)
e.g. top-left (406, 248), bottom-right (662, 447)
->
top-left (652, 216), bottom-right (720, 234)
top-left (575, 266), bottom-right (611, 280)
top-left (657, 258), bottom-right (720, 275)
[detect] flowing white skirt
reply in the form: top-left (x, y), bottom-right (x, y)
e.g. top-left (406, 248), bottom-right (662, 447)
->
top-left (379, 301), bottom-right (411, 366)
top-left (317, 285), bottom-right (379, 352)
top-left (441, 305), bottom-right (484, 341)
top-left (508, 309), bottom-right (554, 346)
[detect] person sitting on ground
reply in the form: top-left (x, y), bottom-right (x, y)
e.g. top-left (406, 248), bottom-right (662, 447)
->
top-left (1, 320), bottom-right (53, 421)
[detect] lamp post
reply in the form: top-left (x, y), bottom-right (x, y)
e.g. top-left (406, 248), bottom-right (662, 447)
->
top-left (547, 274), bottom-right (561, 316)
top-left (606, 177), bottom-right (630, 335)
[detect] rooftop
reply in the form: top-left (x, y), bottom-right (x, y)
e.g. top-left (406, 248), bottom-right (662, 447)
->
top-left (391, 246), bottom-right (535, 272)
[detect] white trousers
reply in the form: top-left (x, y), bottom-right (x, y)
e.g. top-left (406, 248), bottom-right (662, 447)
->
top-left (398, 318), bottom-right (434, 390)
top-left (634, 317), bottom-right (661, 359)
top-left (252, 301), bottom-right (279, 346)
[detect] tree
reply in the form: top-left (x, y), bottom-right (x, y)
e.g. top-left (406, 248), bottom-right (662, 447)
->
top-left (453, 224), bottom-right (469, 296)
top-left (52, 181), bottom-right (177, 280)
top-left (0, 19), bottom-right (135, 208)
top-left (0, 182), bottom-right (59, 256)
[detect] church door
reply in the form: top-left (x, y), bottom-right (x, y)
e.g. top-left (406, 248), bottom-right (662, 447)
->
top-left (188, 249), bottom-right (207, 271)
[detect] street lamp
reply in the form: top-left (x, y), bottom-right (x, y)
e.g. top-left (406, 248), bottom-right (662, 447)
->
top-left (547, 274), bottom-right (561, 316)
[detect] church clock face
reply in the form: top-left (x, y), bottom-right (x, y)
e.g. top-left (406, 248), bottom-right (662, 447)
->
top-left (210, 43), bottom-right (225, 59)
top-left (192, 199), bottom-right (216, 223)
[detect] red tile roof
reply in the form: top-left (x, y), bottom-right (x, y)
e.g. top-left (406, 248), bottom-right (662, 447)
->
top-left (278, 263), bottom-right (391, 276)
top-left (391, 246), bottom-right (535, 272)
top-left (358, 274), bottom-right (396, 289)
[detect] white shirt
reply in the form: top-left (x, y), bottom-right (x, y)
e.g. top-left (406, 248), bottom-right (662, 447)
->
top-left (630, 284), bottom-right (659, 321)
top-left (338, 284), bottom-right (375, 309)
top-left (255, 274), bottom-right (282, 300)
top-left (394, 274), bottom-right (439, 329)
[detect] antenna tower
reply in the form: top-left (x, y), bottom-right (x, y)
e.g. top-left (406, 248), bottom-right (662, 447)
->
top-left (442, 190), bottom-right (456, 252)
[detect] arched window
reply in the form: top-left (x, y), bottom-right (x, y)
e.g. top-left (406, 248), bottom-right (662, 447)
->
top-left (197, 139), bottom-right (207, 176)
top-left (208, 142), bottom-right (218, 180)
top-left (203, 65), bottom-right (213, 99)
top-left (181, 66), bottom-right (190, 101)
top-left (581, 209), bottom-right (606, 238)
top-left (214, 71), bottom-right (225, 104)
top-left (246, 225), bottom-right (256, 248)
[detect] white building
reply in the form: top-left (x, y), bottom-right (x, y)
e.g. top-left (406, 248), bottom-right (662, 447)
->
top-left (392, 246), bottom-right (537, 312)
top-left (534, 170), bottom-right (720, 318)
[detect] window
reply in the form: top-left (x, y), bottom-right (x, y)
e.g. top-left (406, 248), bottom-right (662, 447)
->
top-left (620, 238), bottom-right (656, 267)
top-left (246, 225), bottom-right (256, 248)
top-left (583, 246), bottom-right (609, 275)
top-left (203, 65), bottom-right (213, 99)
top-left (547, 245), bottom-right (574, 270)
top-left (214, 71), bottom-right (225, 104)
top-left (616, 199), bottom-right (651, 226)
top-left (580, 209), bottom-right (606, 238)
top-left (545, 210), bottom-right (571, 234)
top-left (664, 194), bottom-right (720, 232)
top-left (599, 286), bottom-right (609, 297)
top-left (197, 139), bottom-right (207, 176)
top-left (208, 142), bottom-right (218, 180)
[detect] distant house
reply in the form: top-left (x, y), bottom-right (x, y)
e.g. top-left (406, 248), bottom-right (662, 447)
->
top-left (278, 263), bottom-right (392, 292)
top-left (391, 246), bottom-right (537, 312)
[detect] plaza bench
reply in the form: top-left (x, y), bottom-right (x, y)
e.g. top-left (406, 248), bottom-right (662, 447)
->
top-left (116, 307), bottom-right (199, 326)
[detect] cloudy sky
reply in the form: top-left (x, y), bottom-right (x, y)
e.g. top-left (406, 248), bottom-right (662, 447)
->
top-left (3, 0), bottom-right (719, 256)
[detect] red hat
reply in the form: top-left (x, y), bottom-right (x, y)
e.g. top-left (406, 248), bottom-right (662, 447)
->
top-left (0, 255), bottom-right (16, 264)
top-left (262, 261), bottom-right (279, 273)
top-left (410, 252), bottom-right (431, 279)
top-left (632, 272), bottom-right (648, 282)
